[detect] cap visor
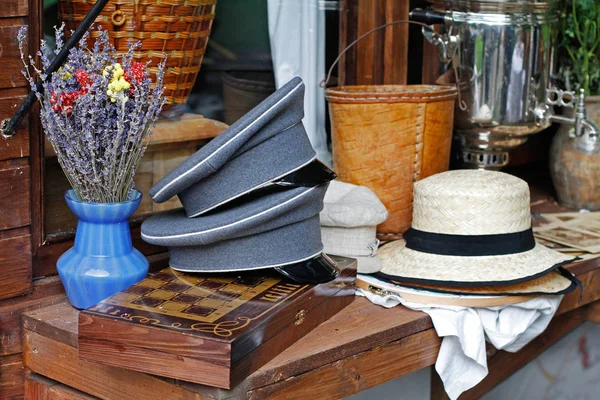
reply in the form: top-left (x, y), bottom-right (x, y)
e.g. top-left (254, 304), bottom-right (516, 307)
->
top-left (276, 253), bottom-right (340, 284)
top-left (274, 159), bottom-right (336, 188)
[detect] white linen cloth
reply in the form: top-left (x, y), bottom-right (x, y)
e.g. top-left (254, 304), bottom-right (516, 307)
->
top-left (357, 289), bottom-right (563, 400)
top-left (267, 0), bottom-right (331, 165)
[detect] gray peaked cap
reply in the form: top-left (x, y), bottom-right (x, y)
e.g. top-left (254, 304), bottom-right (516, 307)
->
top-left (149, 77), bottom-right (315, 217)
top-left (141, 184), bottom-right (329, 247)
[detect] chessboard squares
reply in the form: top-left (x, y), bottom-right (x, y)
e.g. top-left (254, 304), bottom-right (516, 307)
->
top-left (176, 275), bottom-right (203, 286)
top-left (110, 292), bottom-right (139, 303)
top-left (196, 297), bottom-right (227, 310)
top-left (171, 293), bottom-right (203, 304)
top-left (151, 272), bottom-right (176, 282)
top-left (232, 276), bottom-right (267, 287)
top-left (196, 280), bottom-right (228, 290)
top-left (223, 284), bottom-right (252, 294)
top-left (124, 285), bottom-right (155, 296)
top-left (159, 301), bottom-right (190, 312)
top-left (146, 289), bottom-right (178, 300)
top-left (207, 291), bottom-right (241, 302)
top-left (131, 296), bottom-right (165, 308)
top-left (161, 282), bottom-right (192, 293)
top-left (185, 286), bottom-right (214, 298)
top-left (183, 305), bottom-right (217, 317)
top-left (137, 278), bottom-right (165, 289)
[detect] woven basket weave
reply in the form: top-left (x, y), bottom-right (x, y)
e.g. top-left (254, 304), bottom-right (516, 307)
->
top-left (58, 0), bottom-right (216, 106)
top-left (326, 85), bottom-right (457, 239)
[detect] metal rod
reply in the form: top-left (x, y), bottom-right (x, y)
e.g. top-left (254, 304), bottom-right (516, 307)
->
top-left (1, 0), bottom-right (110, 139)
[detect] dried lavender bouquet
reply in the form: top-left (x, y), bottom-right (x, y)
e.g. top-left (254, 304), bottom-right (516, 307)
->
top-left (19, 25), bottom-right (166, 203)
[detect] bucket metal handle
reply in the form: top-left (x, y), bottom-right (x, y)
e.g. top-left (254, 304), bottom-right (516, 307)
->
top-left (321, 19), bottom-right (466, 111)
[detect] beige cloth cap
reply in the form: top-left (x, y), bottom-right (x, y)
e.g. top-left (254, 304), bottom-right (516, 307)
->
top-left (320, 180), bottom-right (388, 273)
top-left (320, 180), bottom-right (388, 227)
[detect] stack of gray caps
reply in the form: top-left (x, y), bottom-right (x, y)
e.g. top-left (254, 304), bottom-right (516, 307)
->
top-left (141, 77), bottom-right (339, 283)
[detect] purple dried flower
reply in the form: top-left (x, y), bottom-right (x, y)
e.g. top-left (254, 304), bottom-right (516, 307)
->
top-left (19, 26), bottom-right (166, 203)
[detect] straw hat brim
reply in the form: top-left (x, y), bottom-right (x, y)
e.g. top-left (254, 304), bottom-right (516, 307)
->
top-left (377, 240), bottom-right (578, 287)
top-left (378, 268), bottom-right (577, 295)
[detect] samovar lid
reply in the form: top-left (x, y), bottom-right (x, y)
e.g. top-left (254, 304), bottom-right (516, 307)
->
top-left (429, 0), bottom-right (555, 14)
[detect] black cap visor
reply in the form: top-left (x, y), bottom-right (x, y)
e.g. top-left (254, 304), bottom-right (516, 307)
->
top-left (275, 253), bottom-right (340, 284)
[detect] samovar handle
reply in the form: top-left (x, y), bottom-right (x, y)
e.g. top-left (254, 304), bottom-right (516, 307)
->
top-left (535, 88), bottom-right (600, 142)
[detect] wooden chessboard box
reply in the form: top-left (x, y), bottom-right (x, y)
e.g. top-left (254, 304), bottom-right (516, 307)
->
top-left (78, 257), bottom-right (357, 389)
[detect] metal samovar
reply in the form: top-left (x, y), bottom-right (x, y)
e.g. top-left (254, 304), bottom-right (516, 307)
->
top-left (411, 0), bottom-right (599, 169)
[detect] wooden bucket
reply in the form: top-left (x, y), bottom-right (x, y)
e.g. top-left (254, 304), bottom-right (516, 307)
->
top-left (58, 0), bottom-right (217, 107)
top-left (325, 85), bottom-right (457, 239)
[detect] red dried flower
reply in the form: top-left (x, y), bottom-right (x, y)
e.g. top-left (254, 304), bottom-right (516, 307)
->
top-left (74, 69), bottom-right (92, 88)
top-left (125, 62), bottom-right (146, 84)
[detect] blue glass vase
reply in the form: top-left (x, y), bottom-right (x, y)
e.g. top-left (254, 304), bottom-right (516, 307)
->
top-left (57, 189), bottom-right (149, 309)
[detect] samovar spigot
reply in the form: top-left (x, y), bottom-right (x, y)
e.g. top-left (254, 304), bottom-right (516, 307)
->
top-left (535, 88), bottom-right (600, 142)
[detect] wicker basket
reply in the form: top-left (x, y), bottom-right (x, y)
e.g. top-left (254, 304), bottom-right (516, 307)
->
top-left (58, 0), bottom-right (216, 106)
top-left (326, 85), bottom-right (457, 240)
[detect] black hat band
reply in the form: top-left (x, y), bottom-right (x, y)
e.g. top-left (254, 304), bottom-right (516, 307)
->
top-left (404, 227), bottom-right (536, 257)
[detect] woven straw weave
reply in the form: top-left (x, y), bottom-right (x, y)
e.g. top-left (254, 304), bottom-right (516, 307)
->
top-left (325, 85), bottom-right (457, 239)
top-left (59, 0), bottom-right (216, 106)
top-left (378, 239), bottom-right (574, 285)
top-left (411, 170), bottom-right (532, 235)
top-left (377, 170), bottom-right (575, 285)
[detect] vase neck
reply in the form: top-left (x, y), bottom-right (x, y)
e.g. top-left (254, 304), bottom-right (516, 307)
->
top-left (74, 220), bottom-right (133, 256)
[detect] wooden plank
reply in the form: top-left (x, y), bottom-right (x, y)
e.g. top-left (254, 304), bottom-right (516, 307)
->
top-left (0, 89), bottom-right (29, 159)
top-left (459, 314), bottom-right (582, 400)
top-left (0, 157), bottom-right (31, 230)
top-left (0, 18), bottom-right (28, 62)
top-left (356, 0), bottom-right (378, 85)
top-left (0, 353), bottom-right (25, 400)
top-left (24, 297), bottom-right (432, 398)
top-left (242, 297), bottom-right (432, 390)
top-left (77, 265), bottom-right (355, 389)
top-left (0, 0), bottom-right (28, 18)
top-left (0, 275), bottom-right (65, 355)
top-left (558, 259), bottom-right (600, 315)
top-left (23, 330), bottom-right (214, 400)
top-left (567, 300), bottom-right (600, 323)
top-left (248, 329), bottom-right (440, 400)
top-left (25, 374), bottom-right (98, 400)
top-left (0, 227), bottom-right (32, 300)
top-left (29, 0), bottom-right (45, 279)
top-left (421, 32), bottom-right (441, 85)
top-left (339, 0), bottom-right (408, 86)
top-left (338, 0), bottom-right (358, 86)
top-left (383, 0), bottom-right (408, 84)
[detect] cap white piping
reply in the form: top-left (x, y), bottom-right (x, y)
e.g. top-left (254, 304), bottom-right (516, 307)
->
top-left (142, 185), bottom-right (318, 241)
top-left (152, 82), bottom-right (304, 201)
top-left (170, 251), bottom-right (323, 273)
top-left (186, 154), bottom-right (317, 218)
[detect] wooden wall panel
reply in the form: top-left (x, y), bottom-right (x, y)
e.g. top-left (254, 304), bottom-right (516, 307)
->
top-left (0, 276), bottom-right (66, 356)
top-left (0, 353), bottom-right (24, 400)
top-left (338, 0), bottom-right (409, 86)
top-left (0, 227), bottom-right (32, 300)
top-left (0, 157), bottom-right (31, 230)
top-left (26, 374), bottom-right (98, 400)
top-left (0, 18), bottom-right (28, 61)
top-left (0, 89), bottom-right (29, 160)
top-left (0, 0), bottom-right (28, 18)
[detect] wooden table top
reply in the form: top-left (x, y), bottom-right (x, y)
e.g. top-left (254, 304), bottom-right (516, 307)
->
top-left (21, 191), bottom-right (600, 400)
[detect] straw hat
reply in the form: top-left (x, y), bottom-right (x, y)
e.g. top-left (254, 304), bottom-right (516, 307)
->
top-left (377, 170), bottom-right (577, 286)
